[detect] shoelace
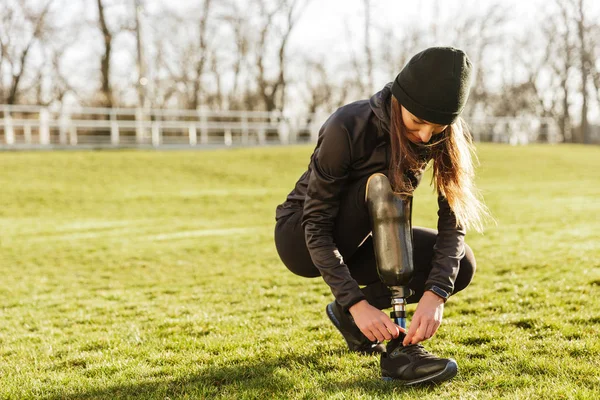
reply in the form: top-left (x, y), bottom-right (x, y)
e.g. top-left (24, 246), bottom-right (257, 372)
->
top-left (401, 344), bottom-right (437, 360)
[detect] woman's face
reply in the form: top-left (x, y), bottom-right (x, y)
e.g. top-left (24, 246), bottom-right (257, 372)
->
top-left (400, 105), bottom-right (448, 144)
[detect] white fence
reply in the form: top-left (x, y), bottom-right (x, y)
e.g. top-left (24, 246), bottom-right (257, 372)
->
top-left (0, 104), bottom-right (560, 149)
top-left (468, 117), bottom-right (561, 145)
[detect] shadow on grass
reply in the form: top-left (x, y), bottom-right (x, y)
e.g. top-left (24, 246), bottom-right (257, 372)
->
top-left (45, 350), bottom-right (439, 399)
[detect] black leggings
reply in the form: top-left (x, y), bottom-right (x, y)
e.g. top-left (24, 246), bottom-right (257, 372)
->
top-left (274, 176), bottom-right (476, 309)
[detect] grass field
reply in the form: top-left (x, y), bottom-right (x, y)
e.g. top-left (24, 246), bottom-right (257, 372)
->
top-left (0, 144), bottom-right (599, 399)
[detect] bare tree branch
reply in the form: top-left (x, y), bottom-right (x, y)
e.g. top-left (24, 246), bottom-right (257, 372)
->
top-left (191, 0), bottom-right (212, 110)
top-left (6, 0), bottom-right (54, 104)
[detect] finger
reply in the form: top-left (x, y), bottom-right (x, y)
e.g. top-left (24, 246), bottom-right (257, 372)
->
top-left (381, 317), bottom-right (399, 339)
top-left (360, 327), bottom-right (377, 342)
top-left (410, 319), bottom-right (428, 344)
top-left (394, 324), bottom-right (408, 335)
top-left (403, 327), bottom-right (415, 346)
top-left (376, 325), bottom-right (392, 341)
top-left (403, 316), bottom-right (420, 346)
top-left (371, 326), bottom-right (386, 342)
top-left (371, 319), bottom-right (392, 341)
top-left (411, 328), bottom-right (426, 344)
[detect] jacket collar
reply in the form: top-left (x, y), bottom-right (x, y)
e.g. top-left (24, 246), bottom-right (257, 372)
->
top-left (369, 82), bottom-right (393, 142)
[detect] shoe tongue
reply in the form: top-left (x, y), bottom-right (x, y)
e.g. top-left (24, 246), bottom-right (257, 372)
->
top-left (387, 332), bottom-right (408, 347)
top-left (385, 337), bottom-right (404, 353)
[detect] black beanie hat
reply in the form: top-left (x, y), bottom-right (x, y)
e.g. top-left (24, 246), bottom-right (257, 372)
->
top-left (391, 46), bottom-right (472, 125)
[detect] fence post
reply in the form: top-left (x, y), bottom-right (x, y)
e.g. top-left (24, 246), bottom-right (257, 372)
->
top-left (492, 121), bottom-right (503, 143)
top-left (136, 108), bottom-right (144, 144)
top-left (200, 112), bottom-right (208, 145)
top-left (39, 108), bottom-right (50, 145)
top-left (509, 120), bottom-right (518, 146)
top-left (289, 116), bottom-right (299, 144)
top-left (69, 124), bottom-right (78, 145)
top-left (549, 118), bottom-right (560, 144)
top-left (189, 123), bottom-right (197, 146)
top-left (257, 128), bottom-right (266, 145)
top-left (241, 112), bottom-right (249, 145)
top-left (224, 128), bottom-right (232, 146)
top-left (278, 119), bottom-right (290, 145)
top-left (59, 111), bottom-right (69, 145)
top-left (290, 116), bottom-right (299, 144)
top-left (4, 106), bottom-right (14, 145)
top-left (24, 123), bottom-right (32, 144)
top-left (111, 110), bottom-right (119, 145)
top-left (152, 121), bottom-right (161, 147)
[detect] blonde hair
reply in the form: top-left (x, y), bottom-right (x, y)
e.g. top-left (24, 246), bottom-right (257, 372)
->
top-left (389, 96), bottom-right (490, 232)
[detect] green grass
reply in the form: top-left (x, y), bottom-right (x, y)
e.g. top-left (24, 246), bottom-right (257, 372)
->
top-left (0, 144), bottom-right (599, 399)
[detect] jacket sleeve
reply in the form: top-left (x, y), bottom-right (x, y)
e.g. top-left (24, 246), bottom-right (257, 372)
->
top-left (301, 121), bottom-right (366, 310)
top-left (424, 195), bottom-right (466, 295)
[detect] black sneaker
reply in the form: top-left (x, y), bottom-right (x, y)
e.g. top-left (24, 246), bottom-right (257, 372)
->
top-left (325, 301), bottom-right (385, 355)
top-left (381, 338), bottom-right (458, 385)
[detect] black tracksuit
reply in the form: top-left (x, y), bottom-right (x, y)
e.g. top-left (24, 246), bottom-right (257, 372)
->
top-left (274, 83), bottom-right (475, 311)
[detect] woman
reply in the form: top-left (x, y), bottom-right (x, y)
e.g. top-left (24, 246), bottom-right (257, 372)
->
top-left (274, 47), bottom-right (488, 385)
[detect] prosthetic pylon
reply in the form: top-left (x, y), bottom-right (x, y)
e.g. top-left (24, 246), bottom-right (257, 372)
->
top-left (365, 173), bottom-right (414, 335)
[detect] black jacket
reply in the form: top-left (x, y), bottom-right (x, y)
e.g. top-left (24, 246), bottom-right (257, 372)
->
top-left (275, 84), bottom-right (466, 310)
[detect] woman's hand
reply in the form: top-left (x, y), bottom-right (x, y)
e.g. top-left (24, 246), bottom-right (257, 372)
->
top-left (403, 291), bottom-right (445, 346)
top-left (349, 300), bottom-right (400, 342)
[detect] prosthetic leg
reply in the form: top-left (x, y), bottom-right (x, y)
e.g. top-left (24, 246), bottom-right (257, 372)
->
top-left (366, 173), bottom-right (458, 385)
top-left (365, 173), bottom-right (413, 339)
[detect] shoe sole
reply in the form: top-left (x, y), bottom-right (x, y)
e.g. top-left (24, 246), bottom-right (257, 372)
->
top-left (381, 359), bottom-right (458, 385)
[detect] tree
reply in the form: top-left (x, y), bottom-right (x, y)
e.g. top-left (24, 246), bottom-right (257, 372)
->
top-left (573, 0), bottom-right (593, 143)
top-left (220, 0), bottom-right (252, 110)
top-left (133, 0), bottom-right (148, 110)
top-left (591, 23), bottom-right (600, 107)
top-left (453, 4), bottom-right (508, 118)
top-left (96, 0), bottom-right (115, 107)
top-left (32, 32), bottom-right (80, 106)
top-left (541, 0), bottom-right (598, 143)
top-left (144, 0), bottom-right (221, 110)
top-left (0, 0), bottom-right (54, 104)
top-left (545, 1), bottom-right (576, 142)
top-left (301, 56), bottom-right (346, 114)
top-left (252, 0), bottom-right (311, 111)
top-left (190, 0), bottom-right (212, 110)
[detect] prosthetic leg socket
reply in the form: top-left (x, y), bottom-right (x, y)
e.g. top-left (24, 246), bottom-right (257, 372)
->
top-left (366, 173), bottom-right (414, 334)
